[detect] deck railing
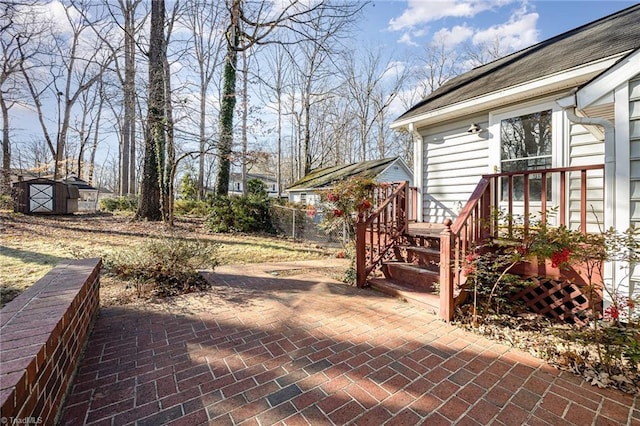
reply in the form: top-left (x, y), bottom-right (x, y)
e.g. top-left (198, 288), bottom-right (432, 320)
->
top-left (439, 164), bottom-right (605, 320)
top-left (356, 181), bottom-right (416, 287)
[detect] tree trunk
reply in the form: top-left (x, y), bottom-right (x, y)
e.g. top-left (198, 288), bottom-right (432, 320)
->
top-left (303, 98), bottom-right (312, 175)
top-left (198, 74), bottom-right (206, 199)
top-left (241, 48), bottom-right (248, 196)
top-left (88, 90), bottom-right (104, 185)
top-left (135, 0), bottom-right (165, 221)
top-left (1, 94), bottom-right (10, 195)
top-left (163, 54), bottom-right (175, 224)
top-left (276, 87), bottom-right (282, 198)
top-left (214, 0), bottom-right (239, 196)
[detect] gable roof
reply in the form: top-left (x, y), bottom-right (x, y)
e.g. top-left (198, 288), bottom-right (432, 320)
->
top-left (229, 172), bottom-right (276, 183)
top-left (287, 157), bottom-right (403, 191)
top-left (394, 4), bottom-right (640, 125)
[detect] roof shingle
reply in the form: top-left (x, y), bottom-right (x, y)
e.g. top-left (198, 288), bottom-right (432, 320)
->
top-left (396, 4), bottom-right (640, 122)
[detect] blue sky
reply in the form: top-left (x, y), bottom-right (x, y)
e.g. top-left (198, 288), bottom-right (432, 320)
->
top-left (11, 1), bottom-right (638, 177)
top-left (358, 1), bottom-right (637, 55)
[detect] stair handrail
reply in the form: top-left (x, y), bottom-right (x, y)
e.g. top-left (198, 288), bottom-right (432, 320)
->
top-left (356, 181), bottom-right (409, 287)
top-left (439, 177), bottom-right (493, 320)
top-left (439, 164), bottom-right (605, 321)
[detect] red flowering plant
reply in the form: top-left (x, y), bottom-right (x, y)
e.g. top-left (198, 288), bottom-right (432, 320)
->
top-left (463, 209), bottom-right (640, 377)
top-left (318, 177), bottom-right (377, 284)
top-left (461, 210), bottom-right (583, 324)
top-left (319, 176), bottom-right (376, 238)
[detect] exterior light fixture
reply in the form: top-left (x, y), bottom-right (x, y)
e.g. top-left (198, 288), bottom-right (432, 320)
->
top-left (467, 123), bottom-right (482, 134)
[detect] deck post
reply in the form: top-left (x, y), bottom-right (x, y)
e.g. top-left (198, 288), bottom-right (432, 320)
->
top-left (439, 219), bottom-right (454, 321)
top-left (356, 212), bottom-right (367, 288)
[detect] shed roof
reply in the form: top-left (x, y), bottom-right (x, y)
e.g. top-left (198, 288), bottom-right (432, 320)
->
top-left (64, 175), bottom-right (98, 191)
top-left (288, 157), bottom-right (402, 191)
top-left (394, 4), bottom-right (640, 123)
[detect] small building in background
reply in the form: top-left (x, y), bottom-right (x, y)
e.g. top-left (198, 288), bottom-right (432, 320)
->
top-left (228, 173), bottom-right (279, 197)
top-left (12, 178), bottom-right (79, 215)
top-left (287, 157), bottom-right (413, 205)
top-left (64, 173), bottom-right (99, 212)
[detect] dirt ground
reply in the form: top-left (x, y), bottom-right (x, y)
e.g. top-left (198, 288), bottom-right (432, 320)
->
top-left (0, 211), bottom-right (345, 307)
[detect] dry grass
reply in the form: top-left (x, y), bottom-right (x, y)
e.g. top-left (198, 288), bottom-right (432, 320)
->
top-left (0, 211), bottom-right (340, 307)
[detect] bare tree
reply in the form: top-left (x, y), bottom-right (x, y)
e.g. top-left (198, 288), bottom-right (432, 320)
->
top-left (213, 0), bottom-right (364, 196)
top-left (18, 1), bottom-right (113, 180)
top-left (136, 0), bottom-right (165, 220)
top-left (180, 0), bottom-right (225, 200)
top-left (86, 0), bottom-right (146, 195)
top-left (343, 48), bottom-right (405, 161)
top-left (1, 1), bottom-right (45, 193)
top-left (256, 43), bottom-right (292, 197)
top-left (413, 36), bottom-right (462, 100)
top-left (464, 36), bottom-right (509, 68)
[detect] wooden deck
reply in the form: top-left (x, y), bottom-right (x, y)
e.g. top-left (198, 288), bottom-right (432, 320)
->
top-left (407, 222), bottom-right (445, 238)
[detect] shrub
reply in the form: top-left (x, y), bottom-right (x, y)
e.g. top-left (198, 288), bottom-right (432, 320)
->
top-left (102, 238), bottom-right (218, 297)
top-left (319, 176), bottom-right (376, 238)
top-left (207, 196), bottom-right (235, 232)
top-left (174, 199), bottom-right (210, 216)
top-left (179, 172), bottom-right (198, 201)
top-left (100, 195), bottom-right (138, 212)
top-left (207, 194), bottom-right (274, 234)
top-left (0, 194), bottom-right (14, 210)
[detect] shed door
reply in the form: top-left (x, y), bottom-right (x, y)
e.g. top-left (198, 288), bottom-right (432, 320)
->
top-left (29, 184), bottom-right (54, 213)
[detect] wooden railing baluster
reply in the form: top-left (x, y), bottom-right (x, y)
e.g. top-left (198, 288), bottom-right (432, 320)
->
top-left (581, 170), bottom-right (587, 234)
top-left (438, 164), bottom-right (604, 321)
top-left (356, 166), bottom-right (604, 319)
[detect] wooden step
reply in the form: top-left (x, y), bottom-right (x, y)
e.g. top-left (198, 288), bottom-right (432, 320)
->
top-left (405, 246), bottom-right (440, 271)
top-left (381, 262), bottom-right (438, 291)
top-left (368, 277), bottom-right (439, 315)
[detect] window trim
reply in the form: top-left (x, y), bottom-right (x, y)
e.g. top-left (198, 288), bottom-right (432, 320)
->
top-left (489, 101), bottom-right (565, 171)
top-left (488, 100), bottom-right (565, 205)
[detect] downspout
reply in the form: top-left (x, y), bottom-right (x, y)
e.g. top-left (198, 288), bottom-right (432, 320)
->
top-left (557, 93), bottom-right (615, 302)
top-left (409, 123), bottom-right (423, 222)
top-left (557, 94), bottom-right (615, 231)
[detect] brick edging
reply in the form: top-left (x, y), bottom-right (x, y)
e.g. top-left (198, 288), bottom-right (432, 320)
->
top-left (0, 258), bottom-right (102, 425)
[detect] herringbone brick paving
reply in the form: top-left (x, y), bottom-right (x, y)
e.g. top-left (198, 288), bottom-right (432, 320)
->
top-left (59, 261), bottom-right (639, 425)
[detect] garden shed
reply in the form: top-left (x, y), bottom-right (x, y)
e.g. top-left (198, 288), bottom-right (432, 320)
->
top-left (12, 177), bottom-right (79, 215)
top-left (64, 174), bottom-right (99, 212)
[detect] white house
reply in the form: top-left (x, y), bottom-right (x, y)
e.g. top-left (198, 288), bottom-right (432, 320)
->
top-left (391, 5), bottom-right (640, 302)
top-left (287, 157), bottom-right (413, 205)
top-left (228, 173), bottom-right (279, 197)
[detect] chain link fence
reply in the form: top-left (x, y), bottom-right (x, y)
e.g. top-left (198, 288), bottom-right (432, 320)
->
top-left (270, 204), bottom-right (349, 248)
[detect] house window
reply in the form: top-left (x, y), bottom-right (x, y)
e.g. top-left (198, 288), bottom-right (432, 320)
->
top-left (300, 193), bottom-right (306, 203)
top-left (500, 109), bottom-right (552, 201)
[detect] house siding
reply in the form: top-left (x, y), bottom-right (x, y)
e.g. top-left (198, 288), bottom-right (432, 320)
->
top-left (377, 163), bottom-right (412, 185)
top-left (629, 76), bottom-right (640, 227)
top-left (628, 75), bottom-right (640, 298)
top-left (422, 119), bottom-right (490, 223)
top-left (419, 115), bottom-right (606, 227)
top-left (567, 123), bottom-right (605, 232)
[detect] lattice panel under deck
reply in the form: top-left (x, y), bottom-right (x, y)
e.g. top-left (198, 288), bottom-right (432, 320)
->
top-left (512, 277), bottom-right (602, 326)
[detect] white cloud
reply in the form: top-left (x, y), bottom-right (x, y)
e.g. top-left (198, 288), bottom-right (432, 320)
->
top-left (388, 0), bottom-right (514, 31)
top-left (397, 33), bottom-right (419, 46)
top-left (471, 7), bottom-right (539, 51)
top-left (37, 0), bottom-right (81, 36)
top-left (382, 60), bottom-right (407, 80)
top-left (432, 24), bottom-right (474, 48)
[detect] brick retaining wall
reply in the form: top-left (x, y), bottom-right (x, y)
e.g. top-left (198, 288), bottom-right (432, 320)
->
top-left (0, 258), bottom-right (101, 425)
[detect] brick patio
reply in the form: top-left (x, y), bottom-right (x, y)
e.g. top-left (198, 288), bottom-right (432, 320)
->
top-left (59, 260), bottom-right (639, 425)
